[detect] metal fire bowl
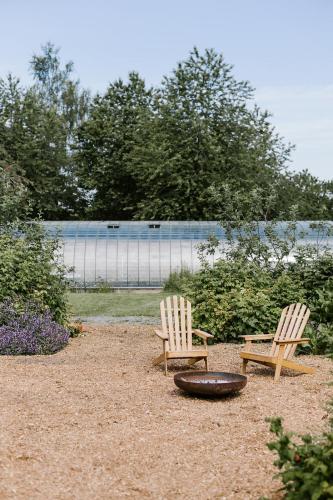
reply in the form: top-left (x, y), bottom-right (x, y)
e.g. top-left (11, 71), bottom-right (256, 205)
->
top-left (174, 371), bottom-right (247, 397)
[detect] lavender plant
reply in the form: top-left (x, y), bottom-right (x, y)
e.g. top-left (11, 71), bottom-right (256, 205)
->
top-left (0, 300), bottom-right (69, 355)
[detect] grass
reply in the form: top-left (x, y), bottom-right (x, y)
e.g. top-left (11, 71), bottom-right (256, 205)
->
top-left (68, 290), bottom-right (169, 318)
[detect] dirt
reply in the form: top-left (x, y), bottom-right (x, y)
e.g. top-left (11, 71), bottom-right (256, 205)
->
top-left (0, 324), bottom-right (331, 499)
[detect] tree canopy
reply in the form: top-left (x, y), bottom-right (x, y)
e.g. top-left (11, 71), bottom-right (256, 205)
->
top-left (0, 44), bottom-right (332, 221)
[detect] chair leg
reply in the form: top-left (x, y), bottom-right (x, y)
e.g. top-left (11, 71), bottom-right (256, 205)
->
top-left (164, 348), bottom-right (167, 376)
top-left (241, 359), bottom-right (248, 374)
top-left (204, 357), bottom-right (208, 371)
top-left (274, 362), bottom-right (282, 382)
top-left (274, 345), bottom-right (285, 383)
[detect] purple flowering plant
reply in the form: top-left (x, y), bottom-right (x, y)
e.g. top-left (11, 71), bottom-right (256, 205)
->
top-left (0, 300), bottom-right (69, 355)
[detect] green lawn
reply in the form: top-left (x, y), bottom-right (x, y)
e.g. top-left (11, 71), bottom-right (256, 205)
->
top-left (68, 291), bottom-right (168, 318)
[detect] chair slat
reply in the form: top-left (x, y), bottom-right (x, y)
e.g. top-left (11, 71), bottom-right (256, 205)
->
top-left (285, 303), bottom-right (302, 340)
top-left (186, 300), bottom-right (192, 350)
top-left (271, 306), bottom-right (289, 356)
top-left (166, 296), bottom-right (175, 351)
top-left (173, 295), bottom-right (181, 351)
top-left (281, 303), bottom-right (296, 340)
top-left (286, 307), bottom-right (310, 358)
top-left (271, 303), bottom-right (310, 359)
top-left (272, 304), bottom-right (292, 356)
top-left (180, 296), bottom-right (187, 351)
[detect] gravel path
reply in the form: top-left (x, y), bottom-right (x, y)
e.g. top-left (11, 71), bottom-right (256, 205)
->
top-left (0, 324), bottom-right (331, 499)
top-left (80, 316), bottom-right (160, 325)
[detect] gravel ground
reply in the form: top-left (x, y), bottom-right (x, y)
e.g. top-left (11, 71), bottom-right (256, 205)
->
top-left (80, 316), bottom-right (160, 325)
top-left (0, 324), bottom-right (331, 500)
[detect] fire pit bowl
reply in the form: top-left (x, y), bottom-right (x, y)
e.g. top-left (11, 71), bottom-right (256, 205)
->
top-left (174, 371), bottom-right (247, 397)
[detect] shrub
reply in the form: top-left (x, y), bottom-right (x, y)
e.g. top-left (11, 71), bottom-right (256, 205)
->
top-left (298, 273), bottom-right (333, 357)
top-left (0, 300), bottom-right (69, 355)
top-left (180, 219), bottom-right (333, 351)
top-left (183, 260), bottom-right (305, 342)
top-left (266, 412), bottom-right (333, 499)
top-left (304, 323), bottom-right (333, 357)
top-left (163, 268), bottom-right (193, 293)
top-left (0, 221), bottom-right (68, 324)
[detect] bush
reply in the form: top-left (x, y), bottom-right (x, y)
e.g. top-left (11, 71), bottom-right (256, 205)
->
top-left (163, 268), bottom-right (194, 293)
top-left (297, 267), bottom-right (333, 357)
top-left (304, 323), bottom-right (333, 357)
top-left (0, 300), bottom-right (69, 355)
top-left (266, 412), bottom-right (333, 499)
top-left (183, 260), bottom-right (305, 342)
top-left (180, 219), bottom-right (333, 351)
top-left (0, 221), bottom-right (68, 324)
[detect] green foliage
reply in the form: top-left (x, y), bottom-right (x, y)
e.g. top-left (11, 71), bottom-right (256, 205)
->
top-left (163, 268), bottom-right (194, 293)
top-left (183, 260), bottom-right (305, 342)
top-left (305, 323), bottom-right (333, 357)
top-left (278, 171), bottom-right (333, 221)
top-left (1, 45), bottom-right (333, 220)
top-left (75, 47), bottom-right (333, 221)
top-left (267, 415), bottom-right (333, 499)
top-left (0, 44), bottom-right (89, 219)
top-left (0, 161), bottom-right (30, 223)
top-left (30, 41), bottom-right (90, 136)
top-left (0, 221), bottom-right (69, 324)
top-left (180, 213), bottom-right (333, 350)
top-left (75, 72), bottom-right (153, 219)
top-left (290, 250), bottom-right (333, 356)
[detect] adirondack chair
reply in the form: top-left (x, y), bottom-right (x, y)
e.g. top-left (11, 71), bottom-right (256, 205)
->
top-left (240, 303), bottom-right (315, 382)
top-left (153, 295), bottom-right (214, 375)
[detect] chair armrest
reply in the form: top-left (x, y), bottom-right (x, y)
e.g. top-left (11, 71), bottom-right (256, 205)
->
top-left (240, 334), bottom-right (275, 341)
top-left (276, 338), bottom-right (310, 345)
top-left (154, 329), bottom-right (168, 341)
top-left (193, 329), bottom-right (214, 339)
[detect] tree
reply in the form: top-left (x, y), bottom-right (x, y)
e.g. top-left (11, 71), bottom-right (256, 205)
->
top-left (0, 44), bottom-right (90, 219)
top-left (0, 160), bottom-right (29, 224)
top-left (75, 72), bottom-right (154, 218)
top-left (275, 170), bottom-right (333, 220)
top-left (0, 76), bottom-right (72, 218)
top-left (75, 48), bottom-right (295, 220)
top-left (30, 42), bottom-right (90, 141)
top-left (128, 48), bottom-right (294, 220)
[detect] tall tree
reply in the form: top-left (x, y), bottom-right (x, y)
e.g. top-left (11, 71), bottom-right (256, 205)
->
top-left (76, 48), bottom-right (296, 220)
top-left (75, 72), bottom-right (153, 218)
top-left (275, 170), bottom-right (333, 220)
top-left (30, 42), bottom-right (90, 140)
top-left (0, 160), bottom-right (29, 224)
top-left (0, 75), bottom-right (72, 218)
top-left (125, 48), bottom-right (293, 219)
top-left (0, 44), bottom-right (90, 219)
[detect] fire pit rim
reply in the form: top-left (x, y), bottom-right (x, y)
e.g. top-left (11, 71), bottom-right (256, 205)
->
top-left (174, 370), bottom-right (247, 396)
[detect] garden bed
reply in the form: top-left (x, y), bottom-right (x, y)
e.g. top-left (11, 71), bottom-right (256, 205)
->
top-left (0, 324), bottom-right (331, 499)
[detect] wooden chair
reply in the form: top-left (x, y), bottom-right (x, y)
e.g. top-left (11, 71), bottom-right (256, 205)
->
top-left (153, 295), bottom-right (214, 375)
top-left (240, 303), bottom-right (315, 382)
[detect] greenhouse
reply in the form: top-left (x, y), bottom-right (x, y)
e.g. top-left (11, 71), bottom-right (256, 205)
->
top-left (43, 221), bottom-right (333, 288)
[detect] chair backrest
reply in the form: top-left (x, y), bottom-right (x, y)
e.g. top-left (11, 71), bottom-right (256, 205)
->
top-left (270, 303), bottom-right (310, 359)
top-left (160, 296), bottom-right (192, 352)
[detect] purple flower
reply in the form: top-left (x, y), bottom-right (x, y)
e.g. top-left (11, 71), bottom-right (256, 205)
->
top-left (0, 300), bottom-right (69, 355)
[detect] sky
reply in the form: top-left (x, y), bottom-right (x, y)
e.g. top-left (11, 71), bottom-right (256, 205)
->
top-left (1, 0), bottom-right (332, 180)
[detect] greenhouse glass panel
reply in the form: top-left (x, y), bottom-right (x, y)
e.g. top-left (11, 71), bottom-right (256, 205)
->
top-left (42, 221), bottom-right (333, 288)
